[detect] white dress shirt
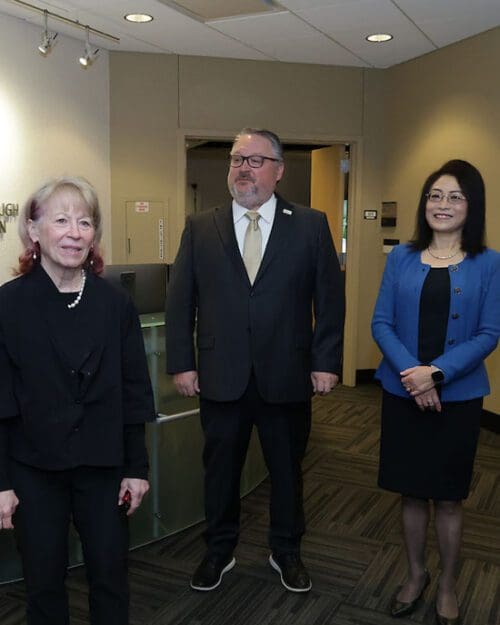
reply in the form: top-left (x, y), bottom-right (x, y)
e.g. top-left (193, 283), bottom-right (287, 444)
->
top-left (232, 194), bottom-right (277, 258)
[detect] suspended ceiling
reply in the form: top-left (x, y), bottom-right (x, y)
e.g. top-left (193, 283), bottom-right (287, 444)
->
top-left (1, 0), bottom-right (500, 68)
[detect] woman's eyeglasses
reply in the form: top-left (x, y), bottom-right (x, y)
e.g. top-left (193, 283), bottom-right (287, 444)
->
top-left (426, 190), bottom-right (467, 204)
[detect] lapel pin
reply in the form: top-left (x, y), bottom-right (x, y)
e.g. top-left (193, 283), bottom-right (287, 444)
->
top-left (283, 209), bottom-right (292, 215)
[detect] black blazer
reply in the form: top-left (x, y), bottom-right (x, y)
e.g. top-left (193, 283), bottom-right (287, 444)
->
top-left (0, 266), bottom-right (156, 486)
top-left (166, 196), bottom-right (345, 403)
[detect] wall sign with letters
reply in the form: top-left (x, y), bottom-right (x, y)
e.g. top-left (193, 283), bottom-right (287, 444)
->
top-left (0, 203), bottom-right (20, 235)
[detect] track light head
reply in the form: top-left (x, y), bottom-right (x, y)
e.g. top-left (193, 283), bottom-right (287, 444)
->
top-left (79, 46), bottom-right (99, 67)
top-left (38, 10), bottom-right (58, 56)
top-left (38, 31), bottom-right (58, 55)
top-left (79, 27), bottom-right (99, 67)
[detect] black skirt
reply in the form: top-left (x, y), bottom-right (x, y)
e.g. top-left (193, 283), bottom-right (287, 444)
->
top-left (378, 390), bottom-right (482, 501)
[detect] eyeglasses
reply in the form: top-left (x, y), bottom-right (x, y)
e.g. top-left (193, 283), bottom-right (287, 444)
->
top-left (426, 190), bottom-right (467, 204)
top-left (229, 154), bottom-right (281, 168)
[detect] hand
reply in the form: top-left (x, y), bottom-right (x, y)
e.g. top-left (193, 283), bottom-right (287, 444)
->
top-left (0, 489), bottom-right (19, 530)
top-left (173, 370), bottom-right (200, 396)
top-left (414, 387), bottom-right (441, 412)
top-left (311, 372), bottom-right (339, 395)
top-left (118, 478), bottom-right (149, 517)
top-left (400, 366), bottom-right (434, 396)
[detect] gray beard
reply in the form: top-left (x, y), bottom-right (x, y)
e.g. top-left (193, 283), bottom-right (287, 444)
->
top-left (229, 182), bottom-right (260, 209)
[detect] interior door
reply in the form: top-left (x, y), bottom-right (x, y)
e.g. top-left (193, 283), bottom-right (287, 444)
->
top-left (310, 145), bottom-right (345, 259)
top-left (125, 200), bottom-right (166, 263)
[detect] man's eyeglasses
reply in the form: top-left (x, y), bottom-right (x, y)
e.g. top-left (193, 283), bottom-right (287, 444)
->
top-left (230, 154), bottom-right (281, 168)
top-left (426, 190), bottom-right (467, 204)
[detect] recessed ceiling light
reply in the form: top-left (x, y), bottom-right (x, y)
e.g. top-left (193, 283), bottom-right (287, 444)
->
top-left (124, 13), bottom-right (154, 23)
top-left (366, 33), bottom-right (393, 43)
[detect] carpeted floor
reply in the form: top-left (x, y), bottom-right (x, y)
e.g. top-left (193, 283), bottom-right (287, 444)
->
top-left (1, 384), bottom-right (499, 624)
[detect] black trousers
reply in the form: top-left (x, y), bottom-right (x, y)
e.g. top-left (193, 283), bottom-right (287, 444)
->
top-left (200, 374), bottom-right (311, 557)
top-left (10, 461), bottom-right (129, 625)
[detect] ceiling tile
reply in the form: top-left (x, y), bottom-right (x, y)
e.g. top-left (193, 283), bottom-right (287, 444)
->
top-left (1, 0), bottom-right (499, 67)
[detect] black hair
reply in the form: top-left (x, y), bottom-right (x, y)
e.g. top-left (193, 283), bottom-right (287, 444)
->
top-left (410, 159), bottom-right (486, 255)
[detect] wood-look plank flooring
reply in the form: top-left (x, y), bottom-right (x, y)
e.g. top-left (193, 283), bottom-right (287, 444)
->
top-left (1, 384), bottom-right (499, 624)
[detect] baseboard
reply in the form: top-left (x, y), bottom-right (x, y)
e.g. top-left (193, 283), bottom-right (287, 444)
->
top-left (355, 369), bottom-right (377, 385)
top-left (481, 409), bottom-right (499, 434)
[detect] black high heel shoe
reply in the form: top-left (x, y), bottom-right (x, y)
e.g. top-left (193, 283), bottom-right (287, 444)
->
top-left (390, 570), bottom-right (431, 618)
top-left (435, 609), bottom-right (460, 625)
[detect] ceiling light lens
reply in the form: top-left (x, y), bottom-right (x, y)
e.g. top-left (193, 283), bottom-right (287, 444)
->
top-left (366, 33), bottom-right (393, 43)
top-left (124, 13), bottom-right (153, 23)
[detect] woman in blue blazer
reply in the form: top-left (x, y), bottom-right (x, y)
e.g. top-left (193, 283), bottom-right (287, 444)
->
top-left (372, 160), bottom-right (500, 625)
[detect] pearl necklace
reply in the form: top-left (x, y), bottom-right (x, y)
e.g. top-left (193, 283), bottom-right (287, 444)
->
top-left (67, 270), bottom-right (86, 309)
top-left (427, 246), bottom-right (460, 260)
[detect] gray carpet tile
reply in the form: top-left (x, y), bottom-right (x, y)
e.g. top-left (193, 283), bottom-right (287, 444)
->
top-left (1, 384), bottom-right (498, 625)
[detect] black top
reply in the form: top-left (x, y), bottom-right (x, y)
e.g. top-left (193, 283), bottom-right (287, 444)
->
top-left (0, 265), bottom-right (156, 491)
top-left (418, 268), bottom-right (451, 363)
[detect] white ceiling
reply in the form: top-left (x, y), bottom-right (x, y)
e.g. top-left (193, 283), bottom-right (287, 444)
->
top-left (1, 0), bottom-right (500, 68)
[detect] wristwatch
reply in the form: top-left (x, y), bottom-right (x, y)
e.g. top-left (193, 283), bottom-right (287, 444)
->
top-left (431, 368), bottom-right (445, 384)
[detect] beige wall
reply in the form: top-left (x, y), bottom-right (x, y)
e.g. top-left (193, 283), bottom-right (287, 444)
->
top-left (382, 28), bottom-right (500, 412)
top-left (178, 56), bottom-right (363, 137)
top-left (353, 69), bottom-right (389, 374)
top-left (110, 54), bottom-right (366, 260)
top-left (0, 13), bottom-right (110, 285)
top-left (109, 54), bottom-right (179, 264)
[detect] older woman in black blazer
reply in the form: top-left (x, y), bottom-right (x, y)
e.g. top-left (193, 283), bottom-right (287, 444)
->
top-left (0, 177), bottom-right (156, 625)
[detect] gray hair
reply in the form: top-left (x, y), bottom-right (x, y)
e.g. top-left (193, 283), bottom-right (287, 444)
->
top-left (233, 128), bottom-right (284, 161)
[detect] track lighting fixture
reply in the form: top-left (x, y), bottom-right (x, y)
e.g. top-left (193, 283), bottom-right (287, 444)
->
top-left (38, 10), bottom-right (58, 55)
top-left (12, 0), bottom-right (119, 67)
top-left (79, 27), bottom-right (99, 67)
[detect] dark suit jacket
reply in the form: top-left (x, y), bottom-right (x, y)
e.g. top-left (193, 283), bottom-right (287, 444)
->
top-left (0, 266), bottom-right (156, 489)
top-left (166, 195), bottom-right (345, 403)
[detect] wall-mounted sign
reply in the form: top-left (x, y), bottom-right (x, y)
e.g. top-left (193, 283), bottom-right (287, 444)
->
top-left (0, 203), bottom-right (20, 235)
top-left (158, 218), bottom-right (164, 261)
top-left (135, 201), bottom-right (150, 213)
top-left (364, 210), bottom-right (377, 220)
top-left (381, 201), bottom-right (397, 227)
top-left (383, 238), bottom-right (400, 254)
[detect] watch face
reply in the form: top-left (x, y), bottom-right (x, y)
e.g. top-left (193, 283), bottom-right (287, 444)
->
top-left (432, 370), bottom-right (444, 383)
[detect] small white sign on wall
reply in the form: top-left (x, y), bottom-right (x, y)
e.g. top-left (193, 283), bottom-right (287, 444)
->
top-left (159, 218), bottom-right (164, 260)
top-left (135, 201), bottom-right (150, 213)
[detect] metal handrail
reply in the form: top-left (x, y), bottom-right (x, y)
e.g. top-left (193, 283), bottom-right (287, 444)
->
top-left (156, 408), bottom-right (200, 424)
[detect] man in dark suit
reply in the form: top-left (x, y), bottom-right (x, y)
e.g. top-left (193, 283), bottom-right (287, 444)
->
top-left (166, 128), bottom-right (344, 593)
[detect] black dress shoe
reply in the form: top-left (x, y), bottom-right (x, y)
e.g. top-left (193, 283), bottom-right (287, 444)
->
top-left (269, 553), bottom-right (312, 592)
top-left (190, 553), bottom-right (236, 591)
top-left (390, 570), bottom-right (431, 617)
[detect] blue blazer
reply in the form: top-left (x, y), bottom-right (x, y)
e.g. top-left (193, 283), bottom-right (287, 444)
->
top-left (371, 244), bottom-right (500, 401)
